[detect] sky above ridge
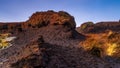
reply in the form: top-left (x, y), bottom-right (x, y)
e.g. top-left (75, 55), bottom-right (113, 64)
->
top-left (0, 0), bottom-right (120, 26)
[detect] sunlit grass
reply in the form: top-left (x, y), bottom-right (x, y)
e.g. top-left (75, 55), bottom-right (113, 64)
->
top-left (0, 33), bottom-right (15, 50)
top-left (0, 33), bottom-right (9, 49)
top-left (106, 43), bottom-right (118, 56)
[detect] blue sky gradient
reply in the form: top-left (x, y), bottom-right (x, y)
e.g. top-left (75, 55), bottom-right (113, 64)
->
top-left (0, 0), bottom-right (120, 26)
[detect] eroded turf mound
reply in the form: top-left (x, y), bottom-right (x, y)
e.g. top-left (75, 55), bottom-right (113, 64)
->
top-left (77, 21), bottom-right (120, 33)
top-left (22, 10), bottom-right (76, 29)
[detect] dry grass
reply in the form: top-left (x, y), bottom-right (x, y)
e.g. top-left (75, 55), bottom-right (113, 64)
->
top-left (0, 33), bottom-right (12, 49)
top-left (80, 31), bottom-right (120, 57)
top-left (106, 43), bottom-right (118, 56)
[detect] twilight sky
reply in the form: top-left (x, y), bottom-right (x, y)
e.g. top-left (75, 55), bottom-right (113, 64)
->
top-left (0, 0), bottom-right (120, 26)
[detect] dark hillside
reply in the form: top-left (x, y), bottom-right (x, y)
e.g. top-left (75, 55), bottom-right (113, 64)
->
top-left (0, 11), bottom-right (86, 68)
